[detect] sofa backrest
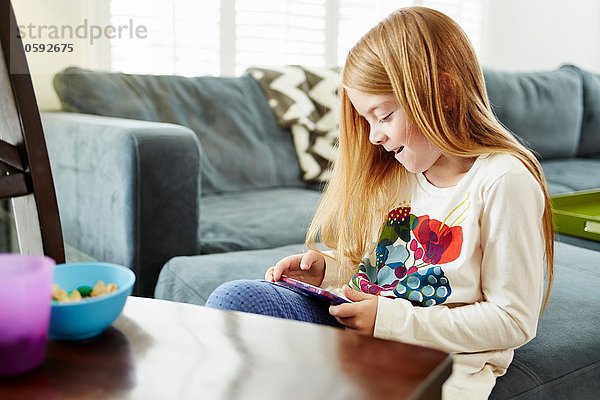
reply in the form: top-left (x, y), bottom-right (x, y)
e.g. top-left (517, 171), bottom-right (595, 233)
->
top-left (483, 65), bottom-right (584, 160)
top-left (577, 68), bottom-right (600, 157)
top-left (54, 67), bottom-right (306, 195)
top-left (55, 65), bottom-right (600, 187)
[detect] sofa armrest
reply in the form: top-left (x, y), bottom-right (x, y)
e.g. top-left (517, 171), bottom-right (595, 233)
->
top-left (42, 112), bottom-right (201, 297)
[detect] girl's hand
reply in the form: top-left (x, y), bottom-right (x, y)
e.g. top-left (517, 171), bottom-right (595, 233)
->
top-left (329, 285), bottom-right (378, 336)
top-left (265, 250), bottom-right (326, 287)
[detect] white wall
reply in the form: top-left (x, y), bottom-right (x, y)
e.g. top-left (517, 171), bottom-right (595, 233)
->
top-left (481, 0), bottom-right (600, 73)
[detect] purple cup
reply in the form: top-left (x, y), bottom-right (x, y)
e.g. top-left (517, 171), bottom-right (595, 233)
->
top-left (0, 254), bottom-right (55, 377)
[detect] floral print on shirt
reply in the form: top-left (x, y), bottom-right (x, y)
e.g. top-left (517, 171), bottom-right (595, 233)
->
top-left (351, 195), bottom-right (469, 307)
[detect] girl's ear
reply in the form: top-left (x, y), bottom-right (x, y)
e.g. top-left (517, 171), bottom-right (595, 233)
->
top-left (439, 72), bottom-right (457, 111)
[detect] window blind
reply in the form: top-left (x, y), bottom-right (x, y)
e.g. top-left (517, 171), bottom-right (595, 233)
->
top-left (110, 0), bottom-right (220, 76)
top-left (108, 0), bottom-right (484, 76)
top-left (234, 0), bottom-right (327, 74)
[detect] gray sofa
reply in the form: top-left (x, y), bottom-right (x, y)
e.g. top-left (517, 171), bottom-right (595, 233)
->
top-left (43, 65), bottom-right (600, 297)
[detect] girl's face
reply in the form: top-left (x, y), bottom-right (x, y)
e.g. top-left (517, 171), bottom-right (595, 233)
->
top-left (347, 88), bottom-right (444, 174)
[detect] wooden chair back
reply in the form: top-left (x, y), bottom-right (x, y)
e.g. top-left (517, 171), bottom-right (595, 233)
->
top-left (0, 1), bottom-right (65, 263)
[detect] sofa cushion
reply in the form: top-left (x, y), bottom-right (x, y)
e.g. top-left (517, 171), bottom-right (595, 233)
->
top-left (541, 158), bottom-right (600, 193)
top-left (490, 241), bottom-right (600, 399)
top-left (155, 244), bottom-right (306, 304)
top-left (200, 188), bottom-right (321, 254)
top-left (53, 67), bottom-right (306, 194)
top-left (483, 66), bottom-right (583, 159)
top-left (577, 68), bottom-right (600, 157)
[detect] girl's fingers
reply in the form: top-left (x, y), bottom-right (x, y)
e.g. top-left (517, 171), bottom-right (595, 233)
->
top-left (272, 254), bottom-right (302, 280)
top-left (265, 266), bottom-right (275, 281)
top-left (300, 250), bottom-right (322, 270)
top-left (271, 265), bottom-right (283, 281)
top-left (272, 259), bottom-right (289, 281)
top-left (328, 303), bottom-right (355, 318)
top-left (300, 252), bottom-right (315, 270)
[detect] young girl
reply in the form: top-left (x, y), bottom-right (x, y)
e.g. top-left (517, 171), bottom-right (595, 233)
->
top-left (206, 7), bottom-right (554, 399)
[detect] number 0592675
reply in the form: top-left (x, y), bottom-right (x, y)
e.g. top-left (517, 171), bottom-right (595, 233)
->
top-left (24, 43), bottom-right (74, 53)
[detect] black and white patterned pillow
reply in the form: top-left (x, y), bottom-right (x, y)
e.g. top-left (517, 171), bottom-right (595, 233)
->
top-left (247, 65), bottom-right (341, 182)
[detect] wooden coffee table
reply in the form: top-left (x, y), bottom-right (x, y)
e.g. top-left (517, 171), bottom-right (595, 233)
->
top-left (0, 297), bottom-right (452, 399)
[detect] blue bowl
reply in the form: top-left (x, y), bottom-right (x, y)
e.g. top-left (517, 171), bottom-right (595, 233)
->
top-left (50, 262), bottom-right (135, 340)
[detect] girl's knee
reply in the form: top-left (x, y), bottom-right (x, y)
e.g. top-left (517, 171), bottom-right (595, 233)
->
top-left (205, 279), bottom-right (269, 311)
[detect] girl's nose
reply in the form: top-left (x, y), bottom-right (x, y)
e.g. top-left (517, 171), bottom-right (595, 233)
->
top-left (369, 128), bottom-right (386, 145)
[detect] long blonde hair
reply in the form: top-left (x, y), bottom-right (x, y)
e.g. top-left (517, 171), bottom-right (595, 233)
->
top-left (306, 7), bottom-right (554, 310)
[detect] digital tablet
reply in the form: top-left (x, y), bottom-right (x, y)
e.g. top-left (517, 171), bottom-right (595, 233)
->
top-left (273, 275), bottom-right (351, 305)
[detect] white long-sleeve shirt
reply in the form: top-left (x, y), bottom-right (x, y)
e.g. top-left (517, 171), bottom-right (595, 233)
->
top-left (321, 153), bottom-right (546, 399)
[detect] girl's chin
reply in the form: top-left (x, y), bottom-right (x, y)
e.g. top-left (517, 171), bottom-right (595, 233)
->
top-left (395, 152), bottom-right (414, 172)
top-left (395, 154), bottom-right (427, 174)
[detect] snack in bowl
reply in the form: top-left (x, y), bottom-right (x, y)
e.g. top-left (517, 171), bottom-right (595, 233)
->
top-left (50, 262), bottom-right (135, 340)
top-left (52, 280), bottom-right (119, 303)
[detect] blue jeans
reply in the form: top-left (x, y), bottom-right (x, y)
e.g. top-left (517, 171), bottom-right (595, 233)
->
top-left (206, 279), bottom-right (343, 328)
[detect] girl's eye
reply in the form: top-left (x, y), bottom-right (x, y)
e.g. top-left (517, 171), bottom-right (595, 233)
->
top-left (379, 112), bottom-right (393, 124)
